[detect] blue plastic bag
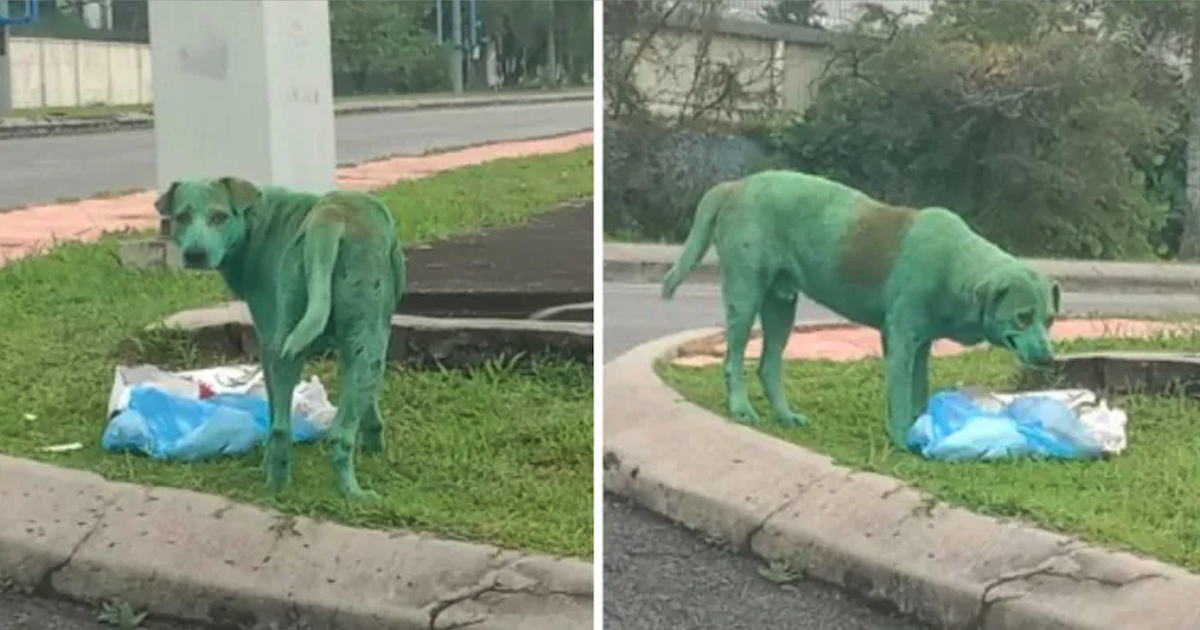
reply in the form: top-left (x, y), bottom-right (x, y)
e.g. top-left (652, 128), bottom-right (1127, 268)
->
top-left (101, 385), bottom-right (329, 462)
top-left (906, 390), bottom-right (1105, 462)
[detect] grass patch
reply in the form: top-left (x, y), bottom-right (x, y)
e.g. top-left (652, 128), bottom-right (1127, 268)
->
top-left (660, 331), bottom-right (1200, 571)
top-left (376, 147), bottom-right (592, 243)
top-left (0, 150), bottom-right (594, 557)
top-left (10, 103), bottom-right (151, 119)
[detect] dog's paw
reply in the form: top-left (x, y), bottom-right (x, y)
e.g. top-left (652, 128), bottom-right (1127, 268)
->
top-left (729, 403), bottom-right (761, 425)
top-left (343, 487), bottom-right (381, 501)
top-left (776, 411), bottom-right (810, 428)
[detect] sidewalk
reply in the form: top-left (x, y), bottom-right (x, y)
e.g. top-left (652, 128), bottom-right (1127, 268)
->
top-left (0, 88), bottom-right (594, 139)
top-left (0, 131), bottom-right (593, 266)
top-left (604, 241), bottom-right (1200, 295)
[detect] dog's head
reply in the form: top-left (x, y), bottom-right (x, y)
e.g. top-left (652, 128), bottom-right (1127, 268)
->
top-left (976, 265), bottom-right (1061, 368)
top-left (155, 177), bottom-right (260, 269)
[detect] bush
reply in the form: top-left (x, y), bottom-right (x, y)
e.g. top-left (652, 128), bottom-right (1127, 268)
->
top-left (603, 118), bottom-right (776, 242)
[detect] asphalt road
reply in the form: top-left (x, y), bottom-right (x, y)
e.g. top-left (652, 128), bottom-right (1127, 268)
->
top-left (0, 100), bottom-right (592, 209)
top-left (0, 591), bottom-right (206, 630)
top-left (602, 280), bottom-right (1200, 630)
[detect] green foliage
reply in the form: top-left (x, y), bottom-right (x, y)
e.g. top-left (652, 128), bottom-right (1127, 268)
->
top-left (330, 1), bottom-right (448, 95)
top-left (478, 0), bottom-right (594, 86)
top-left (758, 0), bottom-right (826, 28)
top-left (772, 0), bottom-right (1175, 259)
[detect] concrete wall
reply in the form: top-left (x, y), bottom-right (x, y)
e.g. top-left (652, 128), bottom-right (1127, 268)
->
top-left (7, 37), bottom-right (152, 109)
top-left (628, 15), bottom-right (835, 120)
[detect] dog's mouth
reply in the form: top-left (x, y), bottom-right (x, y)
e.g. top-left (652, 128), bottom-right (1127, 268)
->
top-left (181, 248), bottom-right (211, 269)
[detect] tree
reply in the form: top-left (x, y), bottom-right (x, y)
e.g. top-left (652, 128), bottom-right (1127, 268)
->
top-left (1091, 1), bottom-right (1200, 258)
top-left (329, 1), bottom-right (439, 93)
top-left (758, 0), bottom-right (825, 28)
top-left (775, 0), bottom-right (1172, 259)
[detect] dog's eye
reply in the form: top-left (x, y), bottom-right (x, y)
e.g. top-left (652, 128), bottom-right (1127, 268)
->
top-left (208, 212), bottom-right (229, 227)
top-left (175, 212), bottom-right (192, 225)
top-left (1015, 312), bottom-right (1033, 330)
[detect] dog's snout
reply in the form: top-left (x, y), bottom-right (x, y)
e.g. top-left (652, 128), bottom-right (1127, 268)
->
top-left (182, 247), bottom-right (208, 267)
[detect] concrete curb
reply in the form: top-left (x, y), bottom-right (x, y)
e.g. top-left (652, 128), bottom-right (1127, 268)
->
top-left (159, 302), bottom-right (594, 369)
top-left (603, 328), bottom-right (1200, 630)
top-left (0, 455), bottom-right (592, 629)
top-left (603, 243), bottom-right (1200, 295)
top-left (0, 90), bottom-right (593, 140)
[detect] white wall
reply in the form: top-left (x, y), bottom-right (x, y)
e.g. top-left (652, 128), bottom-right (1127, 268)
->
top-left (7, 36), bottom-right (152, 109)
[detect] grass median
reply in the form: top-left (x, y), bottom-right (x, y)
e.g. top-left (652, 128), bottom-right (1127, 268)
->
top-left (0, 148), bottom-right (594, 557)
top-left (660, 330), bottom-right (1200, 571)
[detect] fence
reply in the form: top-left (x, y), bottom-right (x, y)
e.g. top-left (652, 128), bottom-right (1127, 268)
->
top-left (7, 36), bottom-right (152, 109)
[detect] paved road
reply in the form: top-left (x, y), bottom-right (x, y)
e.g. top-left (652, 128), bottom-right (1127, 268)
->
top-left (0, 100), bottom-right (592, 209)
top-left (602, 281), bottom-right (1200, 630)
top-left (0, 591), bottom-right (205, 630)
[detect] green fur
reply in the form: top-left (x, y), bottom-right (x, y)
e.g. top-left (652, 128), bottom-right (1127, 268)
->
top-left (663, 171), bottom-right (1060, 449)
top-left (156, 177), bottom-right (406, 499)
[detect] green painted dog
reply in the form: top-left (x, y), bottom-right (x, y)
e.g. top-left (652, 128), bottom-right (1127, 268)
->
top-left (156, 177), bottom-right (405, 499)
top-left (662, 171), bottom-right (1060, 449)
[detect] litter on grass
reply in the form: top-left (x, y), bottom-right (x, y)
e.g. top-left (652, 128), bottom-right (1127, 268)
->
top-left (907, 388), bottom-right (1127, 462)
top-left (101, 364), bottom-right (336, 462)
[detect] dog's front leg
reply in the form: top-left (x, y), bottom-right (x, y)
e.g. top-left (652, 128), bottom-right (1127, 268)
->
top-left (881, 325), bottom-right (928, 451)
top-left (261, 346), bottom-right (303, 494)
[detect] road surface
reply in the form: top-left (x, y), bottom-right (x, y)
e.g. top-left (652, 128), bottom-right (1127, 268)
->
top-left (602, 280), bottom-right (1200, 630)
top-left (0, 100), bottom-right (592, 210)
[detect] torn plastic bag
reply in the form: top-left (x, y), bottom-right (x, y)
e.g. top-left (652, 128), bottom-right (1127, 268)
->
top-left (906, 389), bottom-right (1111, 462)
top-left (101, 364), bottom-right (336, 462)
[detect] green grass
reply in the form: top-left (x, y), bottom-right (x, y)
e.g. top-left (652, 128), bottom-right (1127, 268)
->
top-left (660, 331), bottom-right (1200, 571)
top-left (377, 146), bottom-right (592, 243)
top-left (0, 150), bottom-right (595, 557)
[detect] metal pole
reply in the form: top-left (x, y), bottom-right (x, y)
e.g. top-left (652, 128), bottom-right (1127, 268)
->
top-left (468, 0), bottom-right (476, 50)
top-left (435, 0), bottom-right (443, 44)
top-left (450, 0), bottom-right (463, 93)
top-left (0, 1), bottom-right (11, 115)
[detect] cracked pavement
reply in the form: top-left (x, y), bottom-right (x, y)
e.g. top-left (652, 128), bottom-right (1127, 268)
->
top-left (603, 495), bottom-right (925, 630)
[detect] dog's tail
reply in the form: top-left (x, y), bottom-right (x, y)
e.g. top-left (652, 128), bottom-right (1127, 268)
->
top-left (389, 240), bottom-right (406, 310)
top-left (661, 182), bottom-right (727, 300)
top-left (287, 223), bottom-right (344, 354)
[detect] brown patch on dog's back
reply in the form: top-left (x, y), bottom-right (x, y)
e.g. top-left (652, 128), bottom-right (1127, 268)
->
top-left (838, 198), bottom-right (917, 288)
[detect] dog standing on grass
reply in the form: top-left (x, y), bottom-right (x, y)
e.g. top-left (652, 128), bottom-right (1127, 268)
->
top-left (661, 171), bottom-right (1059, 449)
top-left (156, 177), bottom-right (405, 499)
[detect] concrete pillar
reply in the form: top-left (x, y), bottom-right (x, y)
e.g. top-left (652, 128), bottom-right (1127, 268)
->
top-left (0, 2), bottom-right (11, 115)
top-left (123, 0), bottom-right (336, 269)
top-left (148, 0), bottom-right (336, 195)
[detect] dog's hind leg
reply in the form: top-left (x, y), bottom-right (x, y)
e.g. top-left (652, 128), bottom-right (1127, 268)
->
top-left (759, 287), bottom-right (808, 427)
top-left (720, 267), bottom-right (765, 425)
top-left (360, 400), bottom-right (384, 454)
top-left (329, 329), bottom-right (388, 499)
top-left (262, 352), bottom-right (303, 494)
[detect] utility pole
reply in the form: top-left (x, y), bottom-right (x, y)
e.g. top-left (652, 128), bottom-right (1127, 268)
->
top-left (435, 0), bottom-right (442, 44)
top-left (0, 1), bottom-right (11, 115)
top-left (450, 0), bottom-right (463, 93)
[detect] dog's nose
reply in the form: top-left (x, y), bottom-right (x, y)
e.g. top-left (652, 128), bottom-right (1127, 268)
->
top-left (182, 248), bottom-right (207, 267)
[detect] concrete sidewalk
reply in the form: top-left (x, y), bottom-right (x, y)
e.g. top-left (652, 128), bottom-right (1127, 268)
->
top-left (0, 88), bottom-right (594, 139)
top-left (0, 456), bottom-right (592, 630)
top-left (604, 242), bottom-right (1200, 295)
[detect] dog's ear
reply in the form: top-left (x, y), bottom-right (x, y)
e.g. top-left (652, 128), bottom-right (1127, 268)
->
top-left (217, 176), bottom-right (261, 215)
top-left (154, 181), bottom-right (179, 217)
top-left (1049, 281), bottom-right (1061, 314)
top-left (974, 278), bottom-right (1010, 327)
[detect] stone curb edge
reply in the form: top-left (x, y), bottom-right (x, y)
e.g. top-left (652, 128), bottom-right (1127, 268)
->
top-left (0, 455), bottom-right (593, 630)
top-left (0, 90), bottom-right (593, 140)
top-left (602, 328), bottom-right (1200, 630)
top-left (602, 246), bottom-right (1200, 295)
